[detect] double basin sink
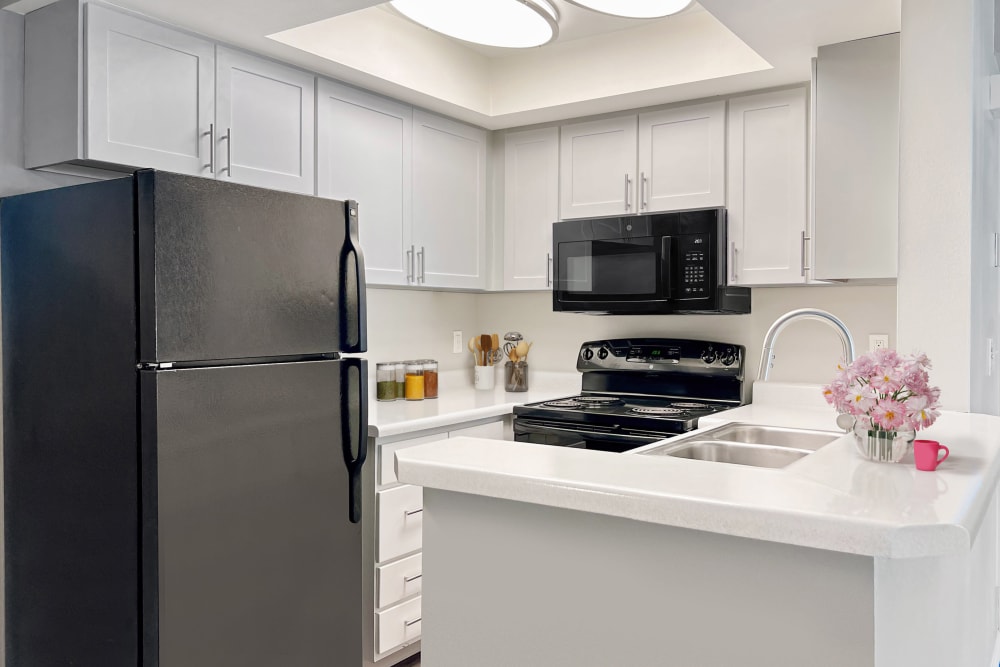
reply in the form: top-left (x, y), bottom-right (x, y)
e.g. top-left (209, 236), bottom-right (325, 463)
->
top-left (639, 423), bottom-right (842, 469)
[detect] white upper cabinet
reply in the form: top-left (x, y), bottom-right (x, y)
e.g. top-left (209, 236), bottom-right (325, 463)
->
top-left (726, 87), bottom-right (808, 286)
top-left (26, 1), bottom-right (315, 193)
top-left (317, 80), bottom-right (412, 286)
top-left (638, 101), bottom-right (726, 213)
top-left (503, 128), bottom-right (559, 291)
top-left (559, 116), bottom-right (638, 219)
top-left (25, 1), bottom-right (215, 175)
top-left (813, 34), bottom-right (900, 281)
top-left (215, 48), bottom-right (315, 194)
top-left (412, 110), bottom-right (488, 290)
top-left (84, 4), bottom-right (214, 176)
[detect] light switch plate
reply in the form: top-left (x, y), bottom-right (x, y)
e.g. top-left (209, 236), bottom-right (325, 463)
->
top-left (452, 330), bottom-right (463, 354)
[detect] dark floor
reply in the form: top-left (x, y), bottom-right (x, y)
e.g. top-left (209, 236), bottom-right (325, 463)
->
top-left (396, 654), bottom-right (420, 667)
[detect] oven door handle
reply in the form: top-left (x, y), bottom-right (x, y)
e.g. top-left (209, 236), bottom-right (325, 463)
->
top-left (660, 236), bottom-right (674, 299)
top-left (515, 420), bottom-right (667, 445)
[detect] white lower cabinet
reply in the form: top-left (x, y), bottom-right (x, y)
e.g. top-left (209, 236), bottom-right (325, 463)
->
top-left (377, 484), bottom-right (424, 563)
top-left (376, 597), bottom-right (422, 655)
top-left (366, 417), bottom-right (509, 664)
top-left (377, 553), bottom-right (423, 608)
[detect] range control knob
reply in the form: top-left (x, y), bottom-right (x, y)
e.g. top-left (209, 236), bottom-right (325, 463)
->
top-left (597, 347), bottom-right (609, 360)
top-left (700, 348), bottom-right (717, 364)
top-left (720, 347), bottom-right (736, 366)
top-left (583, 348), bottom-right (594, 361)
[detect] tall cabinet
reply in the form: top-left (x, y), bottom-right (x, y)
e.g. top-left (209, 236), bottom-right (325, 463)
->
top-left (503, 127), bottom-right (559, 291)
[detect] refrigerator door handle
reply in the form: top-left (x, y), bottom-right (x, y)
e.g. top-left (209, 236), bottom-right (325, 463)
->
top-left (341, 357), bottom-right (368, 524)
top-left (340, 200), bottom-right (368, 353)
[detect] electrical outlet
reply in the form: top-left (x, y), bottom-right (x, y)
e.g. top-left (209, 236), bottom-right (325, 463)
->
top-left (868, 334), bottom-right (889, 352)
top-left (452, 330), bottom-right (463, 354)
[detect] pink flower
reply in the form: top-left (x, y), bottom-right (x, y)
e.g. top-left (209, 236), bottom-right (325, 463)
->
top-left (868, 366), bottom-right (901, 394)
top-left (873, 347), bottom-right (901, 369)
top-left (905, 395), bottom-right (940, 430)
top-left (846, 384), bottom-right (877, 414)
top-left (849, 355), bottom-right (876, 378)
top-left (872, 399), bottom-right (906, 430)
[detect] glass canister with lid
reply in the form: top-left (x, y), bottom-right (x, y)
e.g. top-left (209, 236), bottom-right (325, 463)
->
top-left (404, 361), bottom-right (425, 401)
top-left (394, 362), bottom-right (406, 399)
top-left (376, 362), bottom-right (398, 401)
top-left (422, 359), bottom-right (439, 399)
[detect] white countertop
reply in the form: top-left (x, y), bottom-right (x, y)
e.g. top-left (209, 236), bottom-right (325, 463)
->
top-left (395, 382), bottom-right (1000, 558)
top-left (368, 370), bottom-right (579, 438)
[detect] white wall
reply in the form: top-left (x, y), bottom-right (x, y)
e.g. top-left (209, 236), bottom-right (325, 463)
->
top-left (896, 0), bottom-right (976, 412)
top-left (474, 286), bottom-right (896, 391)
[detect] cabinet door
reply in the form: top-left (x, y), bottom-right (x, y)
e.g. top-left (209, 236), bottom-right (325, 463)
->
top-left (216, 48), bottom-right (315, 194)
top-left (559, 115), bottom-right (637, 219)
top-left (813, 34), bottom-right (900, 281)
top-left (638, 100), bottom-right (725, 212)
top-left (412, 110), bottom-right (487, 289)
top-left (504, 128), bottom-right (559, 290)
top-left (85, 4), bottom-right (214, 176)
top-left (727, 88), bottom-right (808, 286)
top-left (318, 81), bottom-right (412, 286)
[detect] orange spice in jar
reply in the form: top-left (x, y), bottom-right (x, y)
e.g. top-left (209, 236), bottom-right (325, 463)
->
top-left (422, 359), bottom-right (439, 399)
top-left (404, 362), bottom-right (424, 401)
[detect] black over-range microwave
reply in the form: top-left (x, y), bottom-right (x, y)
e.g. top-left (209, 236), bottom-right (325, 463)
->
top-left (551, 208), bottom-right (750, 315)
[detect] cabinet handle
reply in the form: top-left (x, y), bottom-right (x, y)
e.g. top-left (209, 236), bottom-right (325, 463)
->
top-left (546, 252), bottom-right (553, 287)
top-left (800, 230), bottom-right (812, 277)
top-left (406, 246), bottom-right (414, 283)
top-left (417, 246), bottom-right (425, 283)
top-left (404, 574), bottom-right (423, 583)
top-left (730, 241), bottom-right (738, 281)
top-left (207, 123), bottom-right (215, 173)
top-left (993, 233), bottom-right (999, 268)
top-left (640, 171), bottom-right (648, 211)
top-left (222, 127), bottom-right (232, 175)
top-left (624, 173), bottom-right (631, 211)
top-left (404, 508), bottom-right (423, 517)
top-left (404, 617), bottom-right (422, 628)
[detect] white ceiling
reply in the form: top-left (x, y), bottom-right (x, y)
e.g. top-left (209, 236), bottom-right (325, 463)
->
top-left (3, 0), bottom-right (901, 129)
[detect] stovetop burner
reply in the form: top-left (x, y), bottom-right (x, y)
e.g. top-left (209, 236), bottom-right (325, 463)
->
top-left (542, 396), bottom-right (625, 409)
top-left (630, 406), bottom-right (687, 416)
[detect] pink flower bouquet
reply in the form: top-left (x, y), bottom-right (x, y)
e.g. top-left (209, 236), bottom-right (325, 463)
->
top-left (822, 348), bottom-right (941, 433)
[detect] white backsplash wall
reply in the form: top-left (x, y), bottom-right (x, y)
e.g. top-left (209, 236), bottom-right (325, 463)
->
top-left (474, 285), bottom-right (897, 391)
top-left (365, 288), bottom-right (481, 371)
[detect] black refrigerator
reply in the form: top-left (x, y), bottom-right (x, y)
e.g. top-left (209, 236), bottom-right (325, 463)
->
top-left (0, 170), bottom-right (368, 666)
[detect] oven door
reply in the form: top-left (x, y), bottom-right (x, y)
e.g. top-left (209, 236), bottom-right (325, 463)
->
top-left (513, 418), bottom-right (671, 454)
top-left (553, 235), bottom-right (674, 307)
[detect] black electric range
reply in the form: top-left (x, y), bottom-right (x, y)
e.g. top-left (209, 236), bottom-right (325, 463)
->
top-left (513, 338), bottom-right (745, 453)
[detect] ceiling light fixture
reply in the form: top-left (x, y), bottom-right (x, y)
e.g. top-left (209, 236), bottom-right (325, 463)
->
top-left (389, 0), bottom-right (559, 48)
top-left (563, 0), bottom-right (693, 19)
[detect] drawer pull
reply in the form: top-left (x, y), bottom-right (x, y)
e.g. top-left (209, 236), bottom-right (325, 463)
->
top-left (404, 617), bottom-right (422, 628)
top-left (404, 508), bottom-right (423, 517)
top-left (404, 574), bottom-right (423, 583)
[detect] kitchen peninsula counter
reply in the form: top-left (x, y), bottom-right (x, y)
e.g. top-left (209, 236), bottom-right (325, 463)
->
top-left (396, 390), bottom-right (1000, 667)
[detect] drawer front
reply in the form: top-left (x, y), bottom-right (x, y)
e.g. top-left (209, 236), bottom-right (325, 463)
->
top-left (377, 484), bottom-right (423, 562)
top-left (377, 596), bottom-right (422, 655)
top-left (377, 553), bottom-right (423, 608)
top-left (379, 434), bottom-right (444, 488)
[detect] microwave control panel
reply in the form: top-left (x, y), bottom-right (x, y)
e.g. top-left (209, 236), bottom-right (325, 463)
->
top-left (677, 234), bottom-right (711, 298)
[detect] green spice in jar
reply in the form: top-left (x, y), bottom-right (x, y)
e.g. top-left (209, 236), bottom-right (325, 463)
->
top-left (376, 363), bottom-right (397, 402)
top-left (394, 362), bottom-right (406, 399)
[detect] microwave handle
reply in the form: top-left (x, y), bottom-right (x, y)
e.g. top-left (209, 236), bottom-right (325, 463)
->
top-left (661, 236), bottom-right (674, 298)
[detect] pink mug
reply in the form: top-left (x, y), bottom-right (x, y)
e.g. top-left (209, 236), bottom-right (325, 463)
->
top-left (914, 439), bottom-right (949, 471)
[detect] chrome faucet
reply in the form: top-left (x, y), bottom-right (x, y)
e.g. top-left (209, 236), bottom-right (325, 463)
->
top-left (756, 308), bottom-right (856, 381)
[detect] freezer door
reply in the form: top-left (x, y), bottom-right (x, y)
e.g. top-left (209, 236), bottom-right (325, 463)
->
top-left (135, 170), bottom-right (366, 363)
top-left (140, 358), bottom-right (367, 667)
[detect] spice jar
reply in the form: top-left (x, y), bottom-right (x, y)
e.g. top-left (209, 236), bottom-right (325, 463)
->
top-left (422, 359), bottom-right (439, 399)
top-left (376, 362), bottom-right (397, 401)
top-left (404, 362), bottom-right (424, 401)
top-left (394, 362), bottom-right (406, 400)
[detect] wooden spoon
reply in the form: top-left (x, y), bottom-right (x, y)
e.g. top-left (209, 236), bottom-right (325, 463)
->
top-left (492, 333), bottom-right (500, 364)
top-left (474, 336), bottom-right (483, 366)
top-left (515, 340), bottom-right (529, 361)
top-left (468, 336), bottom-right (478, 364)
top-left (481, 334), bottom-right (493, 367)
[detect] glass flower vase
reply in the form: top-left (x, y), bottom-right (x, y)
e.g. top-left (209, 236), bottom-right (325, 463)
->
top-left (852, 422), bottom-right (915, 463)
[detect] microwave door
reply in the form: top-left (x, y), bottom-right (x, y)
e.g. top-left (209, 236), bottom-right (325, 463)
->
top-left (661, 236), bottom-right (674, 300)
top-left (557, 238), bottom-right (662, 302)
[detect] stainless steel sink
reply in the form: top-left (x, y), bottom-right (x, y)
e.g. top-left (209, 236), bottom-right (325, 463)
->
top-left (639, 423), bottom-right (842, 469)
